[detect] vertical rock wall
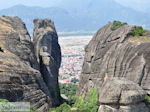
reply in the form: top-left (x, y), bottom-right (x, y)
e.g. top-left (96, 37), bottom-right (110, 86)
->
top-left (0, 16), bottom-right (51, 112)
top-left (77, 22), bottom-right (150, 96)
top-left (33, 19), bottom-right (61, 106)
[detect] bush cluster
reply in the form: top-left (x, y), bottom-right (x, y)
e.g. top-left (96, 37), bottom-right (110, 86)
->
top-left (50, 87), bottom-right (98, 112)
top-left (130, 26), bottom-right (147, 36)
top-left (59, 83), bottom-right (77, 105)
top-left (111, 21), bottom-right (127, 31)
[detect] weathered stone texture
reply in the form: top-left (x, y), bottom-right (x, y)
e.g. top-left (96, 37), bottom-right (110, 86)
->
top-left (77, 22), bottom-right (150, 96)
top-left (0, 16), bottom-right (51, 112)
top-left (98, 78), bottom-right (149, 112)
top-left (33, 19), bottom-right (61, 106)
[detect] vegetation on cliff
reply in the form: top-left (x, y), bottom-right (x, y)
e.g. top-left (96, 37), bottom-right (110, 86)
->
top-left (130, 26), bottom-right (147, 36)
top-left (145, 95), bottom-right (150, 104)
top-left (111, 21), bottom-right (127, 31)
top-left (50, 87), bottom-right (98, 112)
top-left (111, 21), bottom-right (147, 37)
top-left (59, 83), bottom-right (77, 105)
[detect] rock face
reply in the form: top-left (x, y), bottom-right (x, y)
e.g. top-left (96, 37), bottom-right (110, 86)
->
top-left (77, 22), bottom-right (150, 97)
top-left (0, 16), bottom-right (53, 112)
top-left (98, 78), bottom-right (149, 112)
top-left (33, 19), bottom-right (61, 106)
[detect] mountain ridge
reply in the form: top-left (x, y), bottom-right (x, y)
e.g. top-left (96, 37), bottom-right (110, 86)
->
top-left (0, 1), bottom-right (150, 35)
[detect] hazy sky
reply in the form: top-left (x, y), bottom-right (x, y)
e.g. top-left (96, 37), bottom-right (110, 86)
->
top-left (114, 0), bottom-right (150, 13)
top-left (0, 0), bottom-right (150, 13)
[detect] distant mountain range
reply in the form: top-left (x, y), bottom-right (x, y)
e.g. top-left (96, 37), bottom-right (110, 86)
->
top-left (0, 0), bottom-right (149, 36)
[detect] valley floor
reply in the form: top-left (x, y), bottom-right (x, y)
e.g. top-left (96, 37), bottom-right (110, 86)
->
top-left (59, 36), bottom-right (92, 84)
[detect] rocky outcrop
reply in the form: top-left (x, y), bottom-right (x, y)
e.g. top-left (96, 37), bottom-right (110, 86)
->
top-left (0, 16), bottom-right (52, 111)
top-left (98, 78), bottom-right (149, 112)
top-left (77, 22), bottom-right (150, 97)
top-left (33, 19), bottom-right (61, 106)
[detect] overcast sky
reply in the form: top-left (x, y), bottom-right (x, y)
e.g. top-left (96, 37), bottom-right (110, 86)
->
top-left (0, 0), bottom-right (149, 13)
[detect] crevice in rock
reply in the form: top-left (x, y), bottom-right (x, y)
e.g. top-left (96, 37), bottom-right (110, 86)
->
top-left (138, 62), bottom-right (146, 86)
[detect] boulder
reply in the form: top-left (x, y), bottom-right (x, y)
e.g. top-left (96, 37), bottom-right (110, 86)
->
top-left (33, 19), bottom-right (61, 106)
top-left (99, 78), bottom-right (146, 105)
top-left (98, 103), bottom-right (149, 112)
top-left (98, 78), bottom-right (149, 112)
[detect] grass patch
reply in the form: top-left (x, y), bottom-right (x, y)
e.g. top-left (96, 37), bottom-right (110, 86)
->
top-left (111, 21), bottom-right (127, 31)
top-left (0, 99), bottom-right (8, 102)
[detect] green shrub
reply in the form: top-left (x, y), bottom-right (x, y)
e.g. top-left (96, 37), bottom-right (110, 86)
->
top-left (130, 26), bottom-right (147, 36)
top-left (73, 87), bottom-right (98, 112)
top-left (73, 95), bottom-right (85, 108)
top-left (144, 95), bottom-right (150, 104)
top-left (85, 87), bottom-right (98, 111)
top-left (111, 21), bottom-right (127, 31)
top-left (50, 87), bottom-right (98, 112)
top-left (59, 83), bottom-right (77, 105)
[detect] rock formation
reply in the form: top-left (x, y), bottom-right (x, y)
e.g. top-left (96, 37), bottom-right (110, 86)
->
top-left (0, 16), bottom-right (62, 112)
top-left (77, 22), bottom-right (150, 97)
top-left (98, 78), bottom-right (149, 112)
top-left (33, 19), bottom-right (61, 106)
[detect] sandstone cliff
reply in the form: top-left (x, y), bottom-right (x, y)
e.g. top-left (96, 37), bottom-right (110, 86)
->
top-left (77, 22), bottom-right (150, 96)
top-left (33, 19), bottom-right (61, 106)
top-left (0, 16), bottom-right (61, 112)
top-left (76, 22), bottom-right (150, 111)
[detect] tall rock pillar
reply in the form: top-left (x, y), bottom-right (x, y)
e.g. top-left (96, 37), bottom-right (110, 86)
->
top-left (33, 19), bottom-right (61, 106)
